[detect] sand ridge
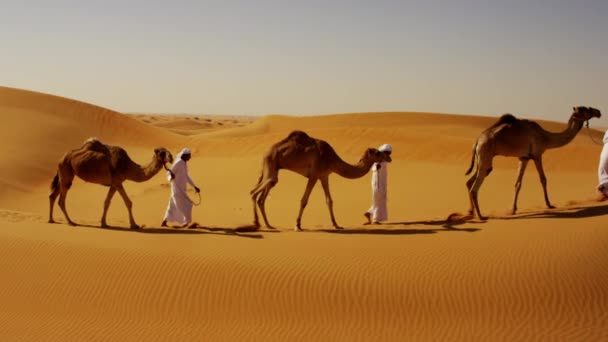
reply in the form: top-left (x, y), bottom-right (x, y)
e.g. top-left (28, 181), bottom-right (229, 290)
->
top-left (0, 86), bottom-right (607, 341)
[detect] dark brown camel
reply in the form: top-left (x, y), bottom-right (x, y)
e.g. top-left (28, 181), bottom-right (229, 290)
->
top-left (465, 106), bottom-right (602, 220)
top-left (251, 130), bottom-right (392, 231)
top-left (49, 138), bottom-right (173, 229)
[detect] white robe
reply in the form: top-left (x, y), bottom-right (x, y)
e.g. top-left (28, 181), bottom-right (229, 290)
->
top-left (163, 158), bottom-right (197, 224)
top-left (598, 130), bottom-right (608, 194)
top-left (367, 162), bottom-right (388, 222)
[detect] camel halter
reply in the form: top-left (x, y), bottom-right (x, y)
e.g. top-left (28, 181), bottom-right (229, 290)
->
top-left (585, 120), bottom-right (604, 146)
top-left (164, 162), bottom-right (202, 206)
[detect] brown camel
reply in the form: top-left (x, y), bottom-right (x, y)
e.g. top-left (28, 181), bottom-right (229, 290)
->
top-left (48, 138), bottom-right (174, 229)
top-left (465, 106), bottom-right (602, 220)
top-left (250, 130), bottom-right (392, 231)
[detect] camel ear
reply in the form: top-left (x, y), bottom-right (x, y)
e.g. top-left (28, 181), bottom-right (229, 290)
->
top-left (154, 148), bottom-right (160, 154)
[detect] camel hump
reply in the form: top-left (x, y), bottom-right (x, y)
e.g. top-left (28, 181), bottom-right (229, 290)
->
top-left (286, 130), bottom-right (310, 140)
top-left (283, 130), bottom-right (316, 147)
top-left (81, 137), bottom-right (110, 154)
top-left (84, 137), bottom-right (100, 144)
top-left (493, 113), bottom-right (518, 126)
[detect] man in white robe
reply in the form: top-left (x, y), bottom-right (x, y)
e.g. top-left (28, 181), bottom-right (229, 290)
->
top-left (161, 148), bottom-right (200, 228)
top-left (597, 129), bottom-right (608, 200)
top-left (364, 143), bottom-right (392, 224)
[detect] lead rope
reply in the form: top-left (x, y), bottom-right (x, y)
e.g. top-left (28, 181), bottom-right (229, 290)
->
top-left (585, 121), bottom-right (605, 146)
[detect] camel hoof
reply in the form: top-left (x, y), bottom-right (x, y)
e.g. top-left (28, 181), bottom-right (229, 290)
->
top-left (479, 216), bottom-right (488, 221)
top-left (294, 226), bottom-right (303, 232)
top-left (334, 225), bottom-right (343, 230)
top-left (68, 221), bottom-right (77, 227)
top-left (130, 224), bottom-right (140, 230)
top-left (510, 210), bottom-right (517, 215)
top-left (48, 219), bottom-right (55, 224)
top-left (101, 222), bottom-right (109, 228)
top-left (547, 205), bottom-right (556, 209)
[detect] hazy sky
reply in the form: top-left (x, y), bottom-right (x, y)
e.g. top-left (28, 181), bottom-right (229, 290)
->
top-left (2, 1), bottom-right (607, 123)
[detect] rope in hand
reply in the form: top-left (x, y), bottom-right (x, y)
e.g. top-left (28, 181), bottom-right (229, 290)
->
top-left (164, 164), bottom-right (202, 206)
top-left (585, 120), bottom-right (604, 146)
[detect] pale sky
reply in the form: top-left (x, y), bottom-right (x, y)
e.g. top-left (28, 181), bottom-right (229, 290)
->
top-left (1, 0), bottom-right (607, 124)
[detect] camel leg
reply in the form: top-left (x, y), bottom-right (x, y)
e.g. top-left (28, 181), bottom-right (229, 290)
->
top-left (469, 158), bottom-right (492, 221)
top-left (466, 173), bottom-right (477, 216)
top-left (511, 159), bottom-right (529, 215)
top-left (251, 168), bottom-right (278, 228)
top-left (251, 177), bottom-right (277, 229)
top-left (115, 183), bottom-right (139, 229)
top-left (320, 176), bottom-right (341, 229)
top-left (100, 187), bottom-right (117, 228)
top-left (250, 178), bottom-right (265, 228)
top-left (465, 151), bottom-right (481, 216)
top-left (251, 192), bottom-right (260, 228)
top-left (250, 182), bottom-right (261, 228)
top-left (295, 177), bottom-right (318, 231)
top-left (48, 181), bottom-right (60, 223)
top-left (533, 157), bottom-right (554, 209)
top-left (58, 187), bottom-right (76, 226)
top-left (258, 187), bottom-right (275, 229)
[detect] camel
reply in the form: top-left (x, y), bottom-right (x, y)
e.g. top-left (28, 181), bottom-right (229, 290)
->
top-left (250, 130), bottom-right (392, 231)
top-left (465, 106), bottom-right (602, 220)
top-left (48, 138), bottom-right (174, 229)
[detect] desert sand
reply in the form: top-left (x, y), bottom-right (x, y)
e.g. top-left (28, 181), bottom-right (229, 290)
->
top-left (0, 85), bottom-right (607, 341)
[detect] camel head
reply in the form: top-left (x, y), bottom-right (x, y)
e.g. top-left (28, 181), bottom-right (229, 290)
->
top-left (153, 147), bottom-right (174, 169)
top-left (572, 106), bottom-right (602, 122)
top-left (362, 148), bottom-right (392, 165)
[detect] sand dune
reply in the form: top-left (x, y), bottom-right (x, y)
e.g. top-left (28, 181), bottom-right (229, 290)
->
top-left (130, 113), bottom-right (256, 136)
top-left (0, 86), bottom-right (607, 341)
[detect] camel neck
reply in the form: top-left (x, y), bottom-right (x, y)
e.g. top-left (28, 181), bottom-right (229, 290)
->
top-left (127, 158), bottom-right (162, 182)
top-left (331, 155), bottom-right (373, 179)
top-left (543, 117), bottom-right (584, 149)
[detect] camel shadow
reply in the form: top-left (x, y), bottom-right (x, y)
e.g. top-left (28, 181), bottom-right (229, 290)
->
top-left (196, 226), bottom-right (266, 239)
top-left (494, 204), bottom-right (608, 220)
top-left (316, 219), bottom-right (480, 235)
top-left (317, 228), bottom-right (438, 235)
top-left (53, 222), bottom-right (264, 239)
top-left (389, 218), bottom-right (481, 233)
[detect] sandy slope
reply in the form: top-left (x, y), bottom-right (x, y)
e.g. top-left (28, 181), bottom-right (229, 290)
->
top-left (0, 86), bottom-right (607, 341)
top-left (130, 113), bottom-right (256, 136)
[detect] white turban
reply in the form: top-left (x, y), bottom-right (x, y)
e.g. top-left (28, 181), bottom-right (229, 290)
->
top-left (171, 148), bottom-right (192, 167)
top-left (378, 144), bottom-right (392, 152)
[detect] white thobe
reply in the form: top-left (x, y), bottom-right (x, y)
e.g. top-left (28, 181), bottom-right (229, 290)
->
top-left (367, 162), bottom-right (388, 222)
top-left (163, 159), bottom-right (197, 224)
top-left (598, 130), bottom-right (608, 195)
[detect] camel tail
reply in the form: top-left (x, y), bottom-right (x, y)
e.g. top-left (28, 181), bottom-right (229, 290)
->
top-left (465, 143), bottom-right (477, 175)
top-left (50, 172), bottom-right (59, 194)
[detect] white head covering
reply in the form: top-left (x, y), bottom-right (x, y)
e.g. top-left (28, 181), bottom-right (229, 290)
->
top-left (173, 148), bottom-right (192, 166)
top-left (378, 144), bottom-right (392, 152)
top-left (603, 129), bottom-right (608, 144)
